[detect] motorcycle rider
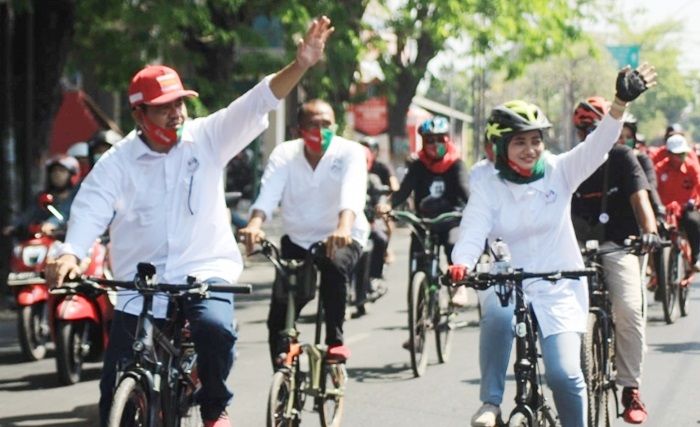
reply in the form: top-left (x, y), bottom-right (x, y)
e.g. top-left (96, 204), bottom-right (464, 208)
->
top-left (2, 155), bottom-right (81, 237)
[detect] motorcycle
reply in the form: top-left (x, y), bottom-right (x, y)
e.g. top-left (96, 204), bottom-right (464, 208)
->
top-left (50, 237), bottom-right (113, 385)
top-left (7, 195), bottom-right (56, 360)
top-left (7, 192), bottom-right (114, 384)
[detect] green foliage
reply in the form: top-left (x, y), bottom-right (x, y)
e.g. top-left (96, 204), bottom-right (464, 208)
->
top-left (375, 0), bottom-right (594, 139)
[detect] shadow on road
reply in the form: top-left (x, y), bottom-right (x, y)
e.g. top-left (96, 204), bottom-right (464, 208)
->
top-left (0, 403), bottom-right (98, 426)
top-left (0, 367), bottom-right (102, 392)
top-left (649, 341), bottom-right (700, 354)
top-left (346, 362), bottom-right (418, 383)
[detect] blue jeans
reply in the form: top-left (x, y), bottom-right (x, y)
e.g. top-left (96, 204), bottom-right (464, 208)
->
top-left (478, 287), bottom-right (586, 427)
top-left (99, 278), bottom-right (237, 425)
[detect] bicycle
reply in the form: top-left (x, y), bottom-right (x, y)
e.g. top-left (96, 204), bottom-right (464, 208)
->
top-left (578, 237), bottom-right (666, 427)
top-left (444, 243), bottom-right (596, 427)
top-left (655, 203), bottom-right (695, 323)
top-left (55, 262), bottom-right (251, 427)
top-left (389, 209), bottom-right (463, 377)
top-left (253, 238), bottom-right (346, 427)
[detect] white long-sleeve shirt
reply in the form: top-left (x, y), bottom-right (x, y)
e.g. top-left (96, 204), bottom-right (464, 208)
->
top-left (251, 136), bottom-right (369, 249)
top-left (59, 76), bottom-right (281, 316)
top-left (452, 114), bottom-right (623, 337)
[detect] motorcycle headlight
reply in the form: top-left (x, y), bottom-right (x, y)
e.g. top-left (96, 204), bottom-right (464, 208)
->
top-left (21, 245), bottom-right (48, 267)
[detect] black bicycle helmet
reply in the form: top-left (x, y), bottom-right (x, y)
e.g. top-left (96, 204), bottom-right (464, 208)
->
top-left (486, 100), bottom-right (551, 147)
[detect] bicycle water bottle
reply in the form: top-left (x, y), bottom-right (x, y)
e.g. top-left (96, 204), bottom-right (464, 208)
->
top-left (491, 238), bottom-right (512, 274)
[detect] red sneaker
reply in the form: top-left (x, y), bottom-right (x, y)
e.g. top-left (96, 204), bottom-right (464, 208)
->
top-left (622, 387), bottom-right (648, 424)
top-left (327, 343), bottom-right (351, 361)
top-left (203, 411), bottom-right (232, 427)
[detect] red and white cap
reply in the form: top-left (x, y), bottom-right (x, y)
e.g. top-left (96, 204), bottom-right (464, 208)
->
top-left (128, 65), bottom-right (199, 107)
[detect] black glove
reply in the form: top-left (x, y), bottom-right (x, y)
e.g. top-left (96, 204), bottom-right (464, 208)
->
top-left (615, 68), bottom-right (650, 102)
top-left (640, 232), bottom-right (661, 254)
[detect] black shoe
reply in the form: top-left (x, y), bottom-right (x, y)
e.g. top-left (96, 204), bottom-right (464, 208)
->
top-left (351, 305), bottom-right (367, 319)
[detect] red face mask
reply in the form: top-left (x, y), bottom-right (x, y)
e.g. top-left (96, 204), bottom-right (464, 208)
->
top-left (136, 110), bottom-right (181, 147)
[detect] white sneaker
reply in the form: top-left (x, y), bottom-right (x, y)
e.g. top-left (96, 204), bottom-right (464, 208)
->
top-left (450, 286), bottom-right (469, 307)
top-left (471, 403), bottom-right (501, 427)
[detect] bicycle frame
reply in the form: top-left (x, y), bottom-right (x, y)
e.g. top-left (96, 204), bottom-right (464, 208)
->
top-left (114, 284), bottom-right (194, 426)
top-left (260, 239), bottom-right (346, 425)
top-left (448, 266), bottom-right (595, 426)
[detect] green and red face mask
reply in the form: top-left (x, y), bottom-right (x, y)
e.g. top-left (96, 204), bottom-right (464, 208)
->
top-left (422, 134), bottom-right (449, 160)
top-left (300, 126), bottom-right (336, 153)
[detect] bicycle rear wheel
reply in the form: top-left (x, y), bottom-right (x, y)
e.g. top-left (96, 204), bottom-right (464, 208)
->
top-left (679, 252), bottom-right (691, 317)
top-left (267, 370), bottom-right (298, 427)
top-left (108, 376), bottom-right (149, 427)
top-left (318, 362), bottom-right (346, 427)
top-left (657, 246), bottom-right (679, 324)
top-left (435, 286), bottom-right (454, 363)
top-left (582, 313), bottom-right (612, 427)
top-left (408, 271), bottom-right (430, 377)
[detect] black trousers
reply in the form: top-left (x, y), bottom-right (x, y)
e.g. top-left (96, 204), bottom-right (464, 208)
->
top-left (267, 235), bottom-right (361, 364)
top-left (681, 209), bottom-right (700, 262)
top-left (369, 228), bottom-right (389, 279)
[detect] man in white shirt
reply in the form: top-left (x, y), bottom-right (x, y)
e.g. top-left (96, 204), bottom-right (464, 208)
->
top-left (239, 99), bottom-right (368, 367)
top-left (45, 17), bottom-right (335, 427)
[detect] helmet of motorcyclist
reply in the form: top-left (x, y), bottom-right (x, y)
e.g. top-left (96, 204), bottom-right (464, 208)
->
top-left (45, 155), bottom-right (81, 190)
top-left (89, 129), bottom-right (122, 163)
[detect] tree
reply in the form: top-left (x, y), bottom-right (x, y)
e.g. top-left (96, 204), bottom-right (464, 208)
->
top-left (275, 0), bottom-right (370, 129)
top-left (373, 0), bottom-right (594, 151)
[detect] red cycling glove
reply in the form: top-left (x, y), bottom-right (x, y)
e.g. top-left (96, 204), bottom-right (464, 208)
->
top-left (448, 264), bottom-right (467, 282)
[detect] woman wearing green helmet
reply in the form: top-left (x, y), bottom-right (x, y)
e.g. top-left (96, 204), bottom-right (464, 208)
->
top-left (449, 64), bottom-right (657, 427)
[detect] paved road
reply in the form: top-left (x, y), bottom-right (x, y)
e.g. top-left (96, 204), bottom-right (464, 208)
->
top-left (0, 228), bottom-right (699, 426)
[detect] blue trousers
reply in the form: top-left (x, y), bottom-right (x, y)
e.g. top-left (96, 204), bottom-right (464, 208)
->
top-left (99, 280), bottom-right (237, 425)
top-left (478, 287), bottom-right (586, 427)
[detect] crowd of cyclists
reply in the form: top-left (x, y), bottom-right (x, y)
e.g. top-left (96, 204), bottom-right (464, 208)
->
top-left (0, 14), bottom-right (695, 427)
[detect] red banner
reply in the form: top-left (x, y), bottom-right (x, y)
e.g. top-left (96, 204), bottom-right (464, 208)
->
top-left (353, 97), bottom-right (388, 136)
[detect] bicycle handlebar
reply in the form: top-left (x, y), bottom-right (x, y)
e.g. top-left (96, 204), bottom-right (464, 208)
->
top-left (51, 276), bottom-right (252, 295)
top-left (441, 268), bottom-right (597, 290)
top-left (389, 210), bottom-right (462, 228)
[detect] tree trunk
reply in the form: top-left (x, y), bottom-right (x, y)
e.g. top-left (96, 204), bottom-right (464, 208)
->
top-left (12, 0), bottom-right (76, 204)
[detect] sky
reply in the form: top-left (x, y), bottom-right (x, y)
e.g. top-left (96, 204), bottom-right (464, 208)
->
top-left (616, 0), bottom-right (700, 73)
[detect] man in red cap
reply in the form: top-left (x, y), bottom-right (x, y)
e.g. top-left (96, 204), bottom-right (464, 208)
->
top-left (45, 17), bottom-right (334, 427)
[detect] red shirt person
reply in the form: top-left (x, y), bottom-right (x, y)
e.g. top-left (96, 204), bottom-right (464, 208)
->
top-left (654, 134), bottom-right (700, 207)
top-left (654, 134), bottom-right (700, 270)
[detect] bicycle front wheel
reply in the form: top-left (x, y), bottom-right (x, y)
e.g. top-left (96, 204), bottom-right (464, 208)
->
top-left (108, 376), bottom-right (149, 427)
top-left (582, 313), bottom-right (611, 427)
top-left (435, 286), bottom-right (454, 363)
top-left (267, 370), bottom-right (298, 427)
top-left (660, 245), bottom-right (680, 324)
top-left (408, 271), bottom-right (430, 377)
top-left (318, 362), bottom-right (346, 427)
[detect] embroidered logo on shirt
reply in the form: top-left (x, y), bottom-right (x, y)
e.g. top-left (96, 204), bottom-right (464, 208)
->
top-left (660, 173), bottom-right (668, 182)
top-left (187, 157), bottom-right (200, 174)
top-left (545, 190), bottom-right (557, 204)
top-left (330, 157), bottom-right (343, 175)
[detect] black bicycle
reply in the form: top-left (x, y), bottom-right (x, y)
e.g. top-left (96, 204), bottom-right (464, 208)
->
top-left (253, 239), bottom-right (346, 427)
top-left (444, 244), bottom-right (595, 427)
top-left (579, 238), bottom-right (668, 427)
top-left (389, 209), bottom-right (463, 377)
top-left (58, 263), bottom-right (251, 427)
